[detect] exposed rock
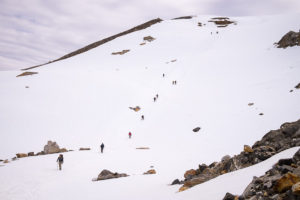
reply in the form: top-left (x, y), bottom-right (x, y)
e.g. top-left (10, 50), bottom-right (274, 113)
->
top-left (171, 59), bottom-right (177, 62)
top-left (59, 148), bottom-right (68, 153)
top-left (143, 36), bottom-right (155, 42)
top-left (248, 103), bottom-right (254, 106)
top-left (172, 16), bottom-right (193, 20)
top-left (143, 169), bottom-right (156, 175)
top-left (0, 159), bottom-right (3, 162)
top-left (12, 157), bottom-right (17, 161)
top-left (244, 145), bottom-right (254, 153)
top-left (208, 17), bottom-right (236, 27)
top-left (223, 192), bottom-right (238, 200)
top-left (79, 148), bottom-right (91, 151)
top-left (274, 172), bottom-right (300, 193)
top-left (290, 90), bottom-right (294, 92)
top-left (16, 72), bottom-right (38, 77)
top-left (16, 153), bottom-right (28, 158)
top-left (25, 86), bottom-right (29, 88)
top-left (184, 169), bottom-right (197, 179)
top-left (171, 179), bottom-right (181, 185)
top-left (259, 113), bottom-right (264, 116)
top-left (129, 106), bottom-right (141, 112)
top-left (295, 83), bottom-right (300, 89)
top-left (292, 182), bottom-right (300, 195)
top-left (140, 42), bottom-right (146, 45)
top-left (28, 152), bottom-right (35, 156)
top-left (112, 49), bottom-right (130, 55)
top-left (136, 147), bottom-right (150, 150)
top-left (96, 169), bottom-right (128, 181)
top-left (179, 186), bottom-right (189, 192)
top-left (224, 149), bottom-right (300, 199)
top-left (44, 141), bottom-right (60, 154)
top-left (193, 127), bottom-right (201, 132)
top-left (276, 31), bottom-right (300, 48)
top-left (176, 119), bottom-right (300, 191)
top-left (36, 151), bottom-right (45, 156)
top-left (3, 159), bottom-right (9, 163)
top-left (198, 22), bottom-right (202, 26)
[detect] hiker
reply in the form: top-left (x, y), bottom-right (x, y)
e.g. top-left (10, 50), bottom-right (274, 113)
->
top-left (156, 94), bottom-right (158, 98)
top-left (163, 73), bottom-right (165, 77)
top-left (57, 154), bottom-right (64, 170)
top-left (141, 115), bottom-right (144, 120)
top-left (154, 97), bottom-right (156, 102)
top-left (100, 143), bottom-right (105, 153)
top-left (129, 132), bottom-right (132, 138)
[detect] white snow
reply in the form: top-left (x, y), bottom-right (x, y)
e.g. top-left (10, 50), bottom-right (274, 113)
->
top-left (0, 14), bottom-right (300, 199)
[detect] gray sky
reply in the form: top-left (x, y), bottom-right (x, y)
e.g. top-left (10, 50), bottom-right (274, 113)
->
top-left (0, 0), bottom-right (300, 70)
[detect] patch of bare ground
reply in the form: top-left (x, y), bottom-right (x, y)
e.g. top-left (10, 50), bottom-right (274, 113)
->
top-left (22, 18), bottom-right (162, 70)
top-left (16, 72), bottom-right (38, 77)
top-left (276, 31), bottom-right (300, 48)
top-left (143, 36), bottom-right (155, 42)
top-left (111, 49), bottom-right (130, 55)
top-left (208, 17), bottom-right (236, 27)
top-left (136, 147), bottom-right (150, 150)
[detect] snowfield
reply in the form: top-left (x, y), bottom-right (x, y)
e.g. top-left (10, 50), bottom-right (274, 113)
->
top-left (0, 14), bottom-right (300, 199)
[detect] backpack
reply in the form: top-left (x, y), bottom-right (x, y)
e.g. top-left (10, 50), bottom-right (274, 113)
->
top-left (58, 155), bottom-right (64, 162)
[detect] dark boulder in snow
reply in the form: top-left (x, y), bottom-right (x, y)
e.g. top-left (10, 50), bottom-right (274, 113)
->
top-left (276, 31), bottom-right (300, 48)
top-left (193, 127), bottom-right (201, 132)
top-left (28, 152), bottom-right (34, 156)
top-left (171, 179), bottom-right (181, 185)
top-left (79, 147), bottom-right (91, 151)
top-left (96, 169), bottom-right (128, 181)
top-left (295, 83), bottom-right (300, 89)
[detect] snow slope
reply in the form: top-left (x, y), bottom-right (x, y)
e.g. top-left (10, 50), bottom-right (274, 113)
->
top-left (0, 14), bottom-right (300, 199)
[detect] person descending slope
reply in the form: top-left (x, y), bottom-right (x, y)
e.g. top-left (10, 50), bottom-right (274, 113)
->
top-left (100, 143), bottom-right (105, 153)
top-left (129, 132), bottom-right (132, 139)
top-left (57, 154), bottom-right (64, 170)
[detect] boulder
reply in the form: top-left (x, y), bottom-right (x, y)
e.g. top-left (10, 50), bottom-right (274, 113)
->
top-left (296, 83), bottom-right (300, 89)
top-left (143, 169), bottom-right (156, 175)
top-left (79, 148), bottom-right (90, 151)
top-left (59, 148), bottom-right (68, 153)
top-left (16, 153), bottom-right (28, 158)
top-left (44, 141), bottom-right (60, 154)
top-left (274, 172), bottom-right (300, 193)
top-left (36, 151), bottom-right (45, 156)
top-left (276, 31), bottom-right (300, 48)
top-left (97, 169), bottom-right (128, 181)
top-left (193, 127), bottom-right (201, 132)
top-left (244, 145), bottom-right (254, 153)
top-left (223, 192), bottom-right (238, 200)
top-left (184, 169), bottom-right (197, 179)
top-left (292, 182), bottom-right (300, 195)
top-left (171, 179), bottom-right (181, 185)
top-left (143, 36), bottom-right (155, 42)
top-left (28, 152), bottom-right (35, 156)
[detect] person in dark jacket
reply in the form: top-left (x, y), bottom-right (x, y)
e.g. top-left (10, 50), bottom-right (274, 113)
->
top-left (129, 132), bottom-right (132, 138)
top-left (100, 143), bottom-right (105, 153)
top-left (57, 154), bottom-right (64, 170)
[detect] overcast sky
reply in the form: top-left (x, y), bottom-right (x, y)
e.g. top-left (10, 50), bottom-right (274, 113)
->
top-left (0, 0), bottom-right (300, 70)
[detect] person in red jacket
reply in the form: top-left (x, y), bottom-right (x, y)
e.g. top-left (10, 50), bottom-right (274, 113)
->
top-left (129, 132), bottom-right (132, 139)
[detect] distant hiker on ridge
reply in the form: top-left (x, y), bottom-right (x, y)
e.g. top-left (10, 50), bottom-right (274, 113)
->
top-left (154, 97), bottom-right (156, 102)
top-left (156, 94), bottom-right (158, 99)
top-left (57, 154), bottom-right (64, 170)
top-left (141, 115), bottom-right (144, 120)
top-left (129, 132), bottom-right (132, 139)
top-left (100, 143), bottom-right (105, 153)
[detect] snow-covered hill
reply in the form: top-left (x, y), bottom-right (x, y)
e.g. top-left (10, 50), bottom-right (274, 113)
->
top-left (0, 14), bottom-right (300, 200)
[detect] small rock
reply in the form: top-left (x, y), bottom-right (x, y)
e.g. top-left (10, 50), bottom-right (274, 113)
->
top-left (16, 153), bottom-right (28, 158)
top-left (79, 148), bottom-right (91, 151)
top-left (59, 148), bottom-right (68, 153)
top-left (3, 159), bottom-right (9, 163)
top-left (129, 106), bottom-right (141, 112)
top-left (296, 83), bottom-right (300, 89)
top-left (111, 49), bottom-right (130, 55)
top-left (143, 36), bottom-right (155, 42)
top-left (171, 179), bottom-right (181, 185)
top-left (12, 157), bottom-right (17, 161)
top-left (97, 169), bottom-right (128, 181)
top-left (248, 103), bottom-right (254, 106)
top-left (25, 86), bottom-right (29, 88)
top-left (290, 90), bottom-right (294, 92)
top-left (193, 127), bottom-right (201, 132)
top-left (244, 145), bottom-right (254, 153)
top-left (136, 147), bottom-right (150, 150)
top-left (28, 152), bottom-right (35, 156)
top-left (143, 169), bottom-right (156, 175)
top-left (259, 113), bottom-right (264, 116)
top-left (140, 42), bottom-right (146, 45)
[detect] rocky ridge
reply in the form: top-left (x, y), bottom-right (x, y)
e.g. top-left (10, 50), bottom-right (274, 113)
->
top-left (175, 119), bottom-right (300, 191)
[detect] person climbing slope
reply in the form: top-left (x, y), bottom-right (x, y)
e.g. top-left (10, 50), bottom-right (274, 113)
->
top-left (57, 154), bottom-right (64, 170)
top-left (100, 143), bottom-right (105, 153)
top-left (129, 132), bottom-right (132, 139)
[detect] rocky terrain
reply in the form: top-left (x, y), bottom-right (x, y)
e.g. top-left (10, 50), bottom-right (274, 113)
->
top-left (175, 119), bottom-right (300, 191)
top-left (276, 30), bottom-right (300, 48)
top-left (223, 149), bottom-right (300, 200)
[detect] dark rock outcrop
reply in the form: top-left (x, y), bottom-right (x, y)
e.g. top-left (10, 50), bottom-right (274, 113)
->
top-left (16, 153), bottom-right (28, 158)
top-left (276, 31), bottom-right (300, 48)
top-left (296, 83), bottom-right (300, 89)
top-left (79, 148), bottom-right (91, 151)
top-left (96, 169), bottom-right (128, 181)
top-left (223, 149), bottom-right (300, 200)
top-left (176, 119), bottom-right (300, 191)
top-left (143, 36), bottom-right (155, 42)
top-left (193, 127), bottom-right (201, 132)
top-left (16, 72), bottom-right (38, 77)
top-left (172, 16), bottom-right (193, 20)
top-left (28, 152), bottom-right (35, 156)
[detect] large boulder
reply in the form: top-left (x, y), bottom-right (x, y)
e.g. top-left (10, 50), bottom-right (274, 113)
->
top-left (97, 169), bottom-right (128, 181)
top-left (274, 172), bottom-right (300, 193)
top-left (44, 141), bottom-right (60, 154)
top-left (276, 31), bottom-right (300, 48)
